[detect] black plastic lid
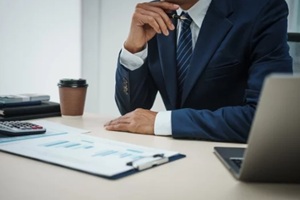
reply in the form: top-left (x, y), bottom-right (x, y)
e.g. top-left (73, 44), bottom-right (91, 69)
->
top-left (58, 79), bottom-right (88, 88)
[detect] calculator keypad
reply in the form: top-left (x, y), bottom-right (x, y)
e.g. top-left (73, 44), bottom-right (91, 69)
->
top-left (0, 121), bottom-right (46, 136)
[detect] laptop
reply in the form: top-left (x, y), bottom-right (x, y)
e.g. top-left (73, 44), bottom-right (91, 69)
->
top-left (214, 74), bottom-right (300, 183)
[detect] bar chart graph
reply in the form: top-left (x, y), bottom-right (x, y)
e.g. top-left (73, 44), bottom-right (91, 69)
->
top-left (40, 137), bottom-right (145, 161)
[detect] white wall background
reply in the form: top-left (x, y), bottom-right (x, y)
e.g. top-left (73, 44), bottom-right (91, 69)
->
top-left (0, 0), bottom-right (299, 118)
top-left (286, 0), bottom-right (300, 73)
top-left (0, 0), bottom-right (81, 103)
top-left (286, 0), bottom-right (300, 32)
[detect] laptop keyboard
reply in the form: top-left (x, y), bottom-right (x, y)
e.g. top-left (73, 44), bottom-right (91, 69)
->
top-left (230, 158), bottom-right (243, 168)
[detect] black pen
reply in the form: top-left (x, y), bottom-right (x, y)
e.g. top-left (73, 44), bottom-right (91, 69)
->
top-left (167, 13), bottom-right (187, 20)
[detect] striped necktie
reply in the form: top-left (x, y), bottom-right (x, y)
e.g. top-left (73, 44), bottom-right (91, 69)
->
top-left (176, 12), bottom-right (193, 103)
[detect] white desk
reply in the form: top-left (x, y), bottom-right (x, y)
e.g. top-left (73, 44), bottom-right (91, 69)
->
top-left (0, 114), bottom-right (299, 200)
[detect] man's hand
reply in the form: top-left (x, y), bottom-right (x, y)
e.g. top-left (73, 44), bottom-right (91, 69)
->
top-left (104, 108), bottom-right (158, 135)
top-left (125, 2), bottom-right (179, 53)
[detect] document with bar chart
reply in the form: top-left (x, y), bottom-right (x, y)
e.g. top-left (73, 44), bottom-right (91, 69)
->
top-left (0, 132), bottom-right (185, 179)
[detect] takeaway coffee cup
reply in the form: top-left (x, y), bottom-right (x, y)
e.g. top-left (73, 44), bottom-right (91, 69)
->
top-left (58, 79), bottom-right (88, 117)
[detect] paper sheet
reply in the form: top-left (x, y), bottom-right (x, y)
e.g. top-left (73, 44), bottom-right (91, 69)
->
top-left (0, 133), bottom-right (180, 177)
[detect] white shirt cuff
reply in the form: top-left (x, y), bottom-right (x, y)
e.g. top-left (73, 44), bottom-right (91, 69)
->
top-left (154, 111), bottom-right (172, 136)
top-left (119, 45), bottom-right (148, 71)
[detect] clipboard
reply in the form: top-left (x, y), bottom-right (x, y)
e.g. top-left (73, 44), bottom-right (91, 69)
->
top-left (0, 133), bottom-right (185, 180)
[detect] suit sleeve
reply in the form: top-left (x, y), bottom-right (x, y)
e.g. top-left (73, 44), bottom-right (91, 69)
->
top-left (171, 0), bottom-right (292, 143)
top-left (115, 52), bottom-right (158, 115)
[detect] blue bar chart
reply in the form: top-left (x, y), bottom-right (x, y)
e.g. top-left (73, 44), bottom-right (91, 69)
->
top-left (40, 138), bottom-right (145, 161)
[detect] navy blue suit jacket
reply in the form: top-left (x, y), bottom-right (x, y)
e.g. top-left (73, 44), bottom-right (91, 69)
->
top-left (115, 0), bottom-right (292, 143)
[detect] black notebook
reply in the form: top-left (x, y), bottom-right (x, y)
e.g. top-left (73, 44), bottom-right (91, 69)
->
top-left (0, 101), bottom-right (61, 117)
top-left (0, 112), bottom-right (61, 121)
top-left (0, 100), bottom-right (42, 109)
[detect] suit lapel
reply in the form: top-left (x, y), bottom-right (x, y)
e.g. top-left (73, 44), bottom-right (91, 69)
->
top-left (181, 0), bottom-right (234, 105)
top-left (157, 18), bottom-right (178, 108)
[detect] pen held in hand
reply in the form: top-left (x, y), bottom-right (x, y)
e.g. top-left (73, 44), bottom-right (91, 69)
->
top-left (167, 13), bottom-right (187, 20)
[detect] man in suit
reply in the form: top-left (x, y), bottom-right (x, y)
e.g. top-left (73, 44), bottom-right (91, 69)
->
top-left (105, 0), bottom-right (292, 143)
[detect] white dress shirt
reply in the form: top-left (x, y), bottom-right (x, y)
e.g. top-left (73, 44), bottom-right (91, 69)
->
top-left (120, 0), bottom-right (212, 136)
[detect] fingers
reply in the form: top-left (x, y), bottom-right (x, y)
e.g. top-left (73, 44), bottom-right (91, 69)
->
top-left (104, 116), bottom-right (130, 132)
top-left (105, 122), bottom-right (130, 132)
top-left (109, 116), bottom-right (130, 126)
top-left (104, 109), bottom-right (156, 135)
top-left (134, 2), bottom-right (179, 36)
top-left (125, 2), bottom-right (179, 53)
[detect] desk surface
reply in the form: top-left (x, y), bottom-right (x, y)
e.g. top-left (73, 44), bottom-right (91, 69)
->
top-left (1, 114), bottom-right (299, 200)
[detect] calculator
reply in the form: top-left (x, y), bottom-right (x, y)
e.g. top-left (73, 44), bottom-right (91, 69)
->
top-left (0, 121), bottom-right (46, 137)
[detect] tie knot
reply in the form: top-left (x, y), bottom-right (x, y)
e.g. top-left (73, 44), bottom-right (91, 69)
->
top-left (181, 12), bottom-right (192, 29)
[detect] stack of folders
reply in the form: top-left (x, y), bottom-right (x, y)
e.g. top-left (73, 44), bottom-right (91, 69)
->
top-left (0, 94), bottom-right (61, 121)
